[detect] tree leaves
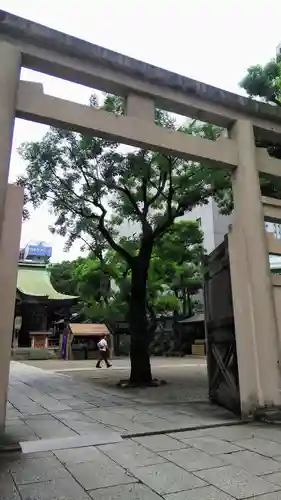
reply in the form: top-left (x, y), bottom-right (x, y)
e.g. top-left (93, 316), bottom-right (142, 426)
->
top-left (240, 54), bottom-right (281, 166)
top-left (49, 220), bottom-right (203, 323)
top-left (18, 94), bottom-right (233, 265)
top-left (240, 57), bottom-right (281, 105)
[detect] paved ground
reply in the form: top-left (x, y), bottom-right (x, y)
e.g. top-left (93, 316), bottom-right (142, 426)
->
top-left (2, 358), bottom-right (281, 499)
top-left (24, 356), bottom-right (209, 403)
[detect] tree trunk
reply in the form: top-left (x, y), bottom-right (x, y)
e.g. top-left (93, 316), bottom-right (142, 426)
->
top-left (129, 244), bottom-right (153, 385)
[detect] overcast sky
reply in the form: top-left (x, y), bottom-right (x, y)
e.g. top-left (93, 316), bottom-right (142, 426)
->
top-left (2, 0), bottom-right (281, 262)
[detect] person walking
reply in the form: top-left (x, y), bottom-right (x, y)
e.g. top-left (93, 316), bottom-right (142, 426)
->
top-left (96, 335), bottom-right (112, 368)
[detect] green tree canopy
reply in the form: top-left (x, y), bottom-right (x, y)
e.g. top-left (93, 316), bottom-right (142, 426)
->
top-left (240, 56), bottom-right (281, 105)
top-left (50, 220), bottom-right (203, 325)
top-left (18, 93), bottom-right (228, 385)
top-left (240, 55), bottom-right (281, 165)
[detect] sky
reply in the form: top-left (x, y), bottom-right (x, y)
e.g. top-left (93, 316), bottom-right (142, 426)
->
top-left (2, 0), bottom-right (281, 262)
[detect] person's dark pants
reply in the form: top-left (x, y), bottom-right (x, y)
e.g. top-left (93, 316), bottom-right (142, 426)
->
top-left (96, 350), bottom-right (111, 368)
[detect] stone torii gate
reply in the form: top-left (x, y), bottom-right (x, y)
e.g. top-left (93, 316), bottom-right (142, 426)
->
top-left (1, 10), bottom-right (281, 430)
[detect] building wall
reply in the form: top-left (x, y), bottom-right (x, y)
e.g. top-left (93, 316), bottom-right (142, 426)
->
top-left (118, 199), bottom-right (234, 255)
top-left (181, 199), bottom-right (233, 254)
top-left (212, 202), bottom-right (234, 248)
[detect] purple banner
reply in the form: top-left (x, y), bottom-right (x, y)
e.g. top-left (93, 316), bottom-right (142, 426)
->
top-left (61, 334), bottom-right (67, 360)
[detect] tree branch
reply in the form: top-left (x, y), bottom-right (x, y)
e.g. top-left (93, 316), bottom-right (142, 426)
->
top-left (147, 173), bottom-right (168, 206)
top-left (98, 209), bottom-right (134, 266)
top-left (115, 184), bottom-right (152, 237)
top-left (46, 190), bottom-right (96, 222)
top-left (117, 185), bottom-right (143, 219)
top-left (49, 165), bottom-right (97, 210)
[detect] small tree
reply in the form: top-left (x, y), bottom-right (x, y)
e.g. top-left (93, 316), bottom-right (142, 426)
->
top-left (18, 94), bottom-right (226, 385)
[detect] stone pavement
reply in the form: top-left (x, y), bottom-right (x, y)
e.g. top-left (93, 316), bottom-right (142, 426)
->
top-left (2, 361), bottom-right (281, 499)
top-left (20, 356), bottom-right (209, 404)
top-left (5, 360), bottom-right (234, 444)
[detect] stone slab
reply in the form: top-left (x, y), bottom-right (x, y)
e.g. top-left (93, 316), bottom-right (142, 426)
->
top-left (60, 420), bottom-right (109, 435)
top-left (257, 428), bottom-right (281, 444)
top-left (235, 437), bottom-right (281, 457)
top-left (220, 450), bottom-right (281, 475)
top-left (129, 462), bottom-right (206, 495)
top-left (181, 435), bottom-right (242, 455)
top-left (163, 485), bottom-right (234, 500)
top-left (0, 471), bottom-right (21, 500)
top-left (4, 422), bottom-right (39, 442)
top-left (18, 477), bottom-right (92, 500)
top-left (62, 400), bottom-right (97, 410)
top-left (160, 447), bottom-right (224, 471)
top-left (20, 430), bottom-right (122, 453)
top-left (252, 493), bottom-right (281, 499)
top-left (9, 456), bottom-right (70, 485)
top-left (89, 483), bottom-right (163, 500)
top-left (262, 472), bottom-right (281, 487)
top-left (23, 416), bottom-right (77, 439)
top-left (54, 445), bottom-right (112, 465)
top-left (195, 465), bottom-right (280, 499)
top-left (132, 435), bottom-right (187, 452)
top-left (52, 410), bottom-right (96, 422)
top-left (99, 440), bottom-right (165, 470)
top-left (202, 424), bottom-right (262, 441)
top-left (65, 458), bottom-right (136, 490)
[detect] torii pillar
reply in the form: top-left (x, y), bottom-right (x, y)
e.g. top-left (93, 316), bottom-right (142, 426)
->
top-left (0, 42), bottom-right (24, 432)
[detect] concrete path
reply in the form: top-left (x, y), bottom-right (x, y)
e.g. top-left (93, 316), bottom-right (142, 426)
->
top-left (2, 360), bottom-right (281, 499)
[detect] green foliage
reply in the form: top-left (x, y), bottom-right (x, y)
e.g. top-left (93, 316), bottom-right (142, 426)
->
top-left (240, 55), bottom-right (281, 168)
top-left (49, 260), bottom-right (79, 296)
top-left (240, 56), bottom-right (281, 105)
top-left (49, 220), bottom-right (203, 322)
top-left (18, 94), bottom-right (230, 261)
top-left (18, 92), bottom-right (231, 381)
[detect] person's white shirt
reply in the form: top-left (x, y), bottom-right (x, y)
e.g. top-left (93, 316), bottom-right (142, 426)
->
top-left (97, 338), bottom-right (108, 351)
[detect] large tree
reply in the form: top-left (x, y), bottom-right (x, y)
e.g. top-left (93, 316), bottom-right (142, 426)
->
top-left (50, 220), bottom-right (203, 325)
top-left (18, 94), bottom-right (225, 385)
top-left (107, 220), bottom-right (204, 326)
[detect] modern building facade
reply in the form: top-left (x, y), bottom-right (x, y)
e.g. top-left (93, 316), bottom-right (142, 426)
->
top-left (181, 199), bottom-right (233, 254)
top-left (183, 201), bottom-right (281, 256)
top-left (118, 199), bottom-right (234, 255)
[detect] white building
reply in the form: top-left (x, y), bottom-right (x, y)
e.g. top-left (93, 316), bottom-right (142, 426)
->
top-left (181, 199), bottom-right (233, 254)
top-left (119, 198), bottom-right (281, 258)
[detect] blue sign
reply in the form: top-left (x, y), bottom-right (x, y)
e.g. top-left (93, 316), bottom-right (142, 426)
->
top-left (26, 245), bottom-right (52, 257)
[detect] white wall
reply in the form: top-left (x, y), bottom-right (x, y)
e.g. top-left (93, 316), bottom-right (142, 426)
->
top-left (181, 199), bottom-right (234, 254)
top-left (118, 199), bottom-right (233, 255)
top-left (179, 200), bottom-right (215, 254)
top-left (212, 201), bottom-right (234, 248)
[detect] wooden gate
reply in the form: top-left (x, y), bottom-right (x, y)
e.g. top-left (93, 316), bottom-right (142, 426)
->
top-left (204, 237), bottom-right (241, 415)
